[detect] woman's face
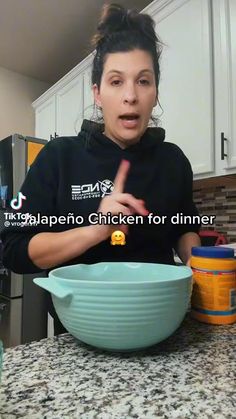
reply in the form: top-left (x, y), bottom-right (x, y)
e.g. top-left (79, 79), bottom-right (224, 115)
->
top-left (93, 49), bottom-right (157, 148)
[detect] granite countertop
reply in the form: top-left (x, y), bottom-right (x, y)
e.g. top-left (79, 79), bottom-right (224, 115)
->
top-left (0, 315), bottom-right (235, 419)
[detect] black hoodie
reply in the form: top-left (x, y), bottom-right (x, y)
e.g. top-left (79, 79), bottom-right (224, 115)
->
top-left (1, 119), bottom-right (200, 273)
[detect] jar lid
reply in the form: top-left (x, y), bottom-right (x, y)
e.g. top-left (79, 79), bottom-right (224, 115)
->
top-left (192, 246), bottom-right (234, 258)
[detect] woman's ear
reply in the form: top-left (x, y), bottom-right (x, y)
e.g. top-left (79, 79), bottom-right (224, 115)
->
top-left (92, 84), bottom-right (102, 107)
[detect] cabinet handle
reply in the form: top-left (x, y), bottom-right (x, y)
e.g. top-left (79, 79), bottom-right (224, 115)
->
top-left (221, 132), bottom-right (227, 160)
top-left (49, 133), bottom-right (58, 141)
top-left (0, 302), bottom-right (7, 312)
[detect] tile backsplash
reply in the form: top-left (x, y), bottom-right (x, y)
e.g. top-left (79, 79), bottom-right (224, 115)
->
top-left (193, 175), bottom-right (236, 243)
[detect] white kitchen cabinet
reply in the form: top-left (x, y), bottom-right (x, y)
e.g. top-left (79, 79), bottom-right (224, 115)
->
top-left (56, 74), bottom-right (83, 137)
top-left (214, 0), bottom-right (236, 175)
top-left (35, 96), bottom-right (56, 141)
top-left (33, 54), bottom-right (93, 140)
top-left (145, 0), bottom-right (214, 177)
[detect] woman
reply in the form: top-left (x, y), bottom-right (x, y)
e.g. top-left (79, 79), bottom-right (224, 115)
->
top-left (1, 4), bottom-right (201, 334)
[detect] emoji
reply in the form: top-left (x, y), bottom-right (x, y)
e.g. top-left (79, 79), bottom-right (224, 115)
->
top-left (110, 230), bottom-right (126, 245)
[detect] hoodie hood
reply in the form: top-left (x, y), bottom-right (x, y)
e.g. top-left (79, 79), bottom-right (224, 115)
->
top-left (80, 119), bottom-right (165, 154)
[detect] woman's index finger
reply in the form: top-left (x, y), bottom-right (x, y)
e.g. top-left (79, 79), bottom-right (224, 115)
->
top-left (113, 160), bottom-right (130, 193)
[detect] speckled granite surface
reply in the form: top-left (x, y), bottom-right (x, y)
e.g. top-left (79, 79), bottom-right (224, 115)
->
top-left (0, 315), bottom-right (235, 419)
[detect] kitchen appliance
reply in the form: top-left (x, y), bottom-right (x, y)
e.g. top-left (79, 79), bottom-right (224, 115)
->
top-left (199, 230), bottom-right (228, 246)
top-left (0, 134), bottom-right (48, 347)
top-left (34, 262), bottom-right (192, 352)
top-left (0, 339), bottom-right (2, 382)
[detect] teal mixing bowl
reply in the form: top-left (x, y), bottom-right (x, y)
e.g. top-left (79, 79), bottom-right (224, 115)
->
top-left (34, 262), bottom-right (192, 351)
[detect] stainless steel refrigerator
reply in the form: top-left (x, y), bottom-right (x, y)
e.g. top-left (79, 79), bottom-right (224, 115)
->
top-left (0, 133), bottom-right (48, 347)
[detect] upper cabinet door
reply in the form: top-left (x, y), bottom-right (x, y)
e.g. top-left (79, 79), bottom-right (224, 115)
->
top-left (214, 0), bottom-right (236, 174)
top-left (151, 0), bottom-right (214, 176)
top-left (56, 74), bottom-right (83, 137)
top-left (35, 96), bottom-right (56, 141)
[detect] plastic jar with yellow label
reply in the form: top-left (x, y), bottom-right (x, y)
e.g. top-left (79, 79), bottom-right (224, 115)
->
top-left (191, 246), bottom-right (236, 325)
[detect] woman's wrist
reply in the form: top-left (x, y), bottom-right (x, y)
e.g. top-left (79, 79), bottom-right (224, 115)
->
top-left (87, 224), bottom-right (111, 243)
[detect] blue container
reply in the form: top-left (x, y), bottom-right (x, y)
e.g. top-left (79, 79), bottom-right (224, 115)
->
top-left (192, 246), bottom-right (234, 258)
top-left (34, 262), bottom-right (192, 351)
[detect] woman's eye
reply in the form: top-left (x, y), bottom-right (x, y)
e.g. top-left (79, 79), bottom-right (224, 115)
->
top-left (139, 79), bottom-right (150, 85)
top-left (111, 80), bottom-right (122, 86)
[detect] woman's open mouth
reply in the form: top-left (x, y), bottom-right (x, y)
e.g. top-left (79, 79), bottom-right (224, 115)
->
top-left (119, 113), bottom-right (140, 129)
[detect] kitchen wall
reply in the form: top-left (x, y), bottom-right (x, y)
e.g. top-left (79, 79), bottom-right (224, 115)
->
top-left (193, 175), bottom-right (236, 244)
top-left (0, 67), bottom-right (51, 139)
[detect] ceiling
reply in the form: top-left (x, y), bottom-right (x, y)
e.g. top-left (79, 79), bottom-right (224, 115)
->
top-left (0, 0), bottom-right (152, 84)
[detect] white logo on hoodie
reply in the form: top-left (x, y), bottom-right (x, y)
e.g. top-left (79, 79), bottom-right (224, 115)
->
top-left (71, 179), bottom-right (114, 200)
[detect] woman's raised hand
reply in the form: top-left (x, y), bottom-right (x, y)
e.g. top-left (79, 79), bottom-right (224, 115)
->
top-left (97, 160), bottom-right (148, 237)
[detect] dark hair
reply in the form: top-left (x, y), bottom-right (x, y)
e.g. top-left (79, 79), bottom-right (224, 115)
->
top-left (91, 3), bottom-right (162, 90)
top-left (89, 3), bottom-right (163, 126)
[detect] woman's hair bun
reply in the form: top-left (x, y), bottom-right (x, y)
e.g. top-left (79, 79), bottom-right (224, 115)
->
top-left (91, 3), bottom-right (157, 49)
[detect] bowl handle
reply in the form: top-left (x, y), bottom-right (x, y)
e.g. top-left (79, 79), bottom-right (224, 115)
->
top-left (33, 278), bottom-right (73, 299)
